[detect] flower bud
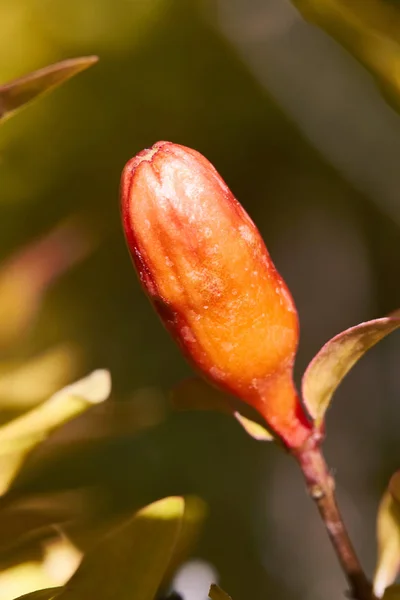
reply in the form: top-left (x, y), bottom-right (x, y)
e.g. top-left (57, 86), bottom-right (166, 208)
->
top-left (121, 141), bottom-right (312, 448)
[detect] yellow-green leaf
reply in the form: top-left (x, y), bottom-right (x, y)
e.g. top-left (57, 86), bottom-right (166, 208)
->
top-left (290, 0), bottom-right (400, 113)
top-left (0, 56), bottom-right (98, 122)
top-left (302, 313), bottom-right (400, 427)
top-left (171, 377), bottom-right (274, 442)
top-left (374, 472), bottom-right (400, 597)
top-left (209, 584), bottom-right (233, 600)
top-left (233, 412), bottom-right (274, 441)
top-left (0, 369), bottom-right (111, 494)
top-left (56, 497), bottom-right (186, 600)
top-left (12, 588), bottom-right (62, 600)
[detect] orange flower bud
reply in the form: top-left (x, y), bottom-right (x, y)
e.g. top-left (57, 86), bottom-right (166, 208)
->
top-left (121, 141), bottom-right (312, 448)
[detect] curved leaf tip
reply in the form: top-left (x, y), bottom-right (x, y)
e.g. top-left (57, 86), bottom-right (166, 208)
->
top-left (209, 584), bottom-right (233, 600)
top-left (233, 412), bottom-right (274, 441)
top-left (302, 312), bottom-right (400, 427)
top-left (56, 495), bottom-right (187, 600)
top-left (139, 496), bottom-right (185, 520)
top-left (171, 376), bottom-right (274, 441)
top-left (57, 369), bottom-right (111, 405)
top-left (0, 369), bottom-right (112, 495)
top-left (0, 56), bottom-right (99, 122)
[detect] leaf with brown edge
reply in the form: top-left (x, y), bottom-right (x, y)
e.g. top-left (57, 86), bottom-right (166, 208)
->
top-left (302, 311), bottom-right (400, 427)
top-left (374, 471), bottom-right (400, 598)
top-left (0, 56), bottom-right (98, 122)
top-left (209, 584), bottom-right (233, 600)
top-left (290, 0), bottom-right (400, 114)
top-left (171, 377), bottom-right (274, 442)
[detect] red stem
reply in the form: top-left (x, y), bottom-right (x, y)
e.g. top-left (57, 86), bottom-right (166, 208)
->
top-left (294, 441), bottom-right (373, 600)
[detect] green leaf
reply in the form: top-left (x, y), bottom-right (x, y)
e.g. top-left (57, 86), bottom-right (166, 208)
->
top-left (302, 312), bottom-right (400, 427)
top-left (374, 471), bottom-right (400, 598)
top-left (209, 584), bottom-right (233, 600)
top-left (290, 0), bottom-right (400, 113)
top-left (12, 588), bottom-right (62, 600)
top-left (56, 497), bottom-right (189, 600)
top-left (171, 377), bottom-right (274, 442)
top-left (0, 369), bottom-right (111, 494)
top-left (0, 56), bottom-right (98, 122)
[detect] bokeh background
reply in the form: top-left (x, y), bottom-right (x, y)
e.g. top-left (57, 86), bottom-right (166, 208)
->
top-left (1, 0), bottom-right (400, 599)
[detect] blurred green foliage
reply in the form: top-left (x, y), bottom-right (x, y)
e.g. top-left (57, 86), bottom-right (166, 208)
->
top-left (291, 0), bottom-right (400, 112)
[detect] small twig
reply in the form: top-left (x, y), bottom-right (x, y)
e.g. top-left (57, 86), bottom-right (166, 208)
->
top-left (294, 441), bottom-right (373, 600)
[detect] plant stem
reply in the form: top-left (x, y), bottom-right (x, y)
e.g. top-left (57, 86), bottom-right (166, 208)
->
top-left (294, 442), bottom-right (373, 600)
